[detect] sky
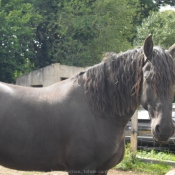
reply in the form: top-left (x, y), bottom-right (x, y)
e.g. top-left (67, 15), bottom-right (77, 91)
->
top-left (160, 5), bottom-right (175, 12)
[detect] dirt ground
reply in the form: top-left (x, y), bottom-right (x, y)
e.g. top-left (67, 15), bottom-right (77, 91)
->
top-left (0, 166), bottom-right (152, 175)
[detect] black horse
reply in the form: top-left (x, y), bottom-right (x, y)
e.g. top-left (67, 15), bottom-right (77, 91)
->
top-left (0, 35), bottom-right (175, 174)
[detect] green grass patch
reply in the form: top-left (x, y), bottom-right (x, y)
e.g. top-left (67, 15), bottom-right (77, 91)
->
top-left (115, 144), bottom-right (175, 175)
top-left (137, 149), bottom-right (175, 161)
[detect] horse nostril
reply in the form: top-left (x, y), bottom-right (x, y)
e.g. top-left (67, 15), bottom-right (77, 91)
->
top-left (155, 125), bottom-right (160, 133)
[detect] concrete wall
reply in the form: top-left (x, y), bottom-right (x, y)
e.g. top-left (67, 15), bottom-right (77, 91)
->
top-left (16, 63), bottom-right (87, 87)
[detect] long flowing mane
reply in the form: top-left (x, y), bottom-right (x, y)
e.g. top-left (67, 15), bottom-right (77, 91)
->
top-left (83, 48), bottom-right (144, 117)
top-left (149, 46), bottom-right (175, 96)
top-left (82, 46), bottom-right (175, 117)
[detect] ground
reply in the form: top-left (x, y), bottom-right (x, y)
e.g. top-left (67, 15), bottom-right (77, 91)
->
top-left (0, 166), bottom-right (151, 175)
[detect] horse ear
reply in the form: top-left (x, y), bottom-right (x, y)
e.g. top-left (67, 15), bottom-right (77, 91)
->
top-left (143, 35), bottom-right (153, 61)
top-left (168, 43), bottom-right (175, 59)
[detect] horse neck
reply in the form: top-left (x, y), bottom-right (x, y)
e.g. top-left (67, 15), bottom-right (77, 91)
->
top-left (105, 55), bottom-right (143, 114)
top-left (83, 57), bottom-right (143, 118)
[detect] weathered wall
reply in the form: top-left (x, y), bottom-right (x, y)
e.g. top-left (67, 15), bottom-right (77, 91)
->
top-left (16, 63), bottom-right (87, 87)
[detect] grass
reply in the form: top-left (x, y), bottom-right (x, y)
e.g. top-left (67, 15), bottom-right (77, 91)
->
top-left (137, 149), bottom-right (175, 161)
top-left (137, 150), bottom-right (175, 161)
top-left (115, 144), bottom-right (175, 175)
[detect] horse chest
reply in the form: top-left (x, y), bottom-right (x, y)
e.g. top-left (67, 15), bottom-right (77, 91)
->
top-left (62, 119), bottom-right (124, 167)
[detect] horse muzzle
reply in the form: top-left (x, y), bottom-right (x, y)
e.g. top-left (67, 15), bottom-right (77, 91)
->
top-left (152, 123), bottom-right (174, 142)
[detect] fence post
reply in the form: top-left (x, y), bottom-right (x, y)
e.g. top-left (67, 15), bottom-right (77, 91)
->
top-left (131, 109), bottom-right (138, 155)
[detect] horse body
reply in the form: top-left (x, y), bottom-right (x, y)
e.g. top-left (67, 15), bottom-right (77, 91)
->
top-left (0, 78), bottom-right (127, 172)
top-left (0, 35), bottom-right (175, 174)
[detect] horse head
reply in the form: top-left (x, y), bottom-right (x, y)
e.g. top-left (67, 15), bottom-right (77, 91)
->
top-left (141, 35), bottom-right (175, 142)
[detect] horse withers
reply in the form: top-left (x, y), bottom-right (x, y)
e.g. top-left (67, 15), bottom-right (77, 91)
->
top-left (0, 35), bottom-right (175, 175)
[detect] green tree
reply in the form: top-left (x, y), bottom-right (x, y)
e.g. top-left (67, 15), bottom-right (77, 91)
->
top-left (0, 0), bottom-right (41, 83)
top-left (31, 0), bottom-right (137, 68)
top-left (134, 10), bottom-right (175, 48)
top-left (134, 0), bottom-right (158, 25)
top-left (154, 0), bottom-right (175, 7)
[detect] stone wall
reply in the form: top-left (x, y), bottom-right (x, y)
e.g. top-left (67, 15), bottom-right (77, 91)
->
top-left (16, 63), bottom-right (87, 87)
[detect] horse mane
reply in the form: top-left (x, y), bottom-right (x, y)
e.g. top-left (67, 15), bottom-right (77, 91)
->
top-left (80, 46), bottom-right (175, 117)
top-left (149, 46), bottom-right (175, 97)
top-left (83, 48), bottom-right (145, 117)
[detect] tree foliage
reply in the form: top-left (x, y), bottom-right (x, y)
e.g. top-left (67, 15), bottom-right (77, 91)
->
top-left (0, 0), bottom-right (41, 82)
top-left (154, 0), bottom-right (175, 7)
top-left (134, 10), bottom-right (175, 48)
top-left (133, 0), bottom-right (159, 25)
top-left (1, 0), bottom-right (175, 83)
top-left (32, 0), bottom-right (137, 68)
